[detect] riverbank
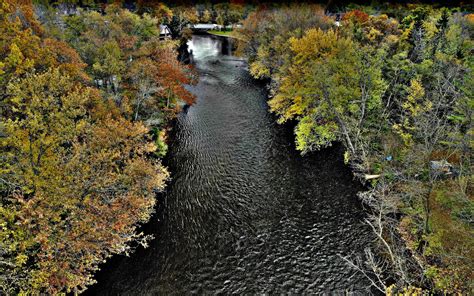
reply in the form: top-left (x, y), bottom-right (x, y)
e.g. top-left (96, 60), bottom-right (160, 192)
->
top-left (0, 3), bottom-right (189, 294)
top-left (85, 34), bottom-right (374, 295)
top-left (208, 29), bottom-right (234, 37)
top-left (206, 30), bottom-right (246, 41)
top-left (238, 5), bottom-right (473, 293)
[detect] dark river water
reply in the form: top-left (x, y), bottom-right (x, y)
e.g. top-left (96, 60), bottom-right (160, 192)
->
top-left (87, 35), bottom-right (372, 295)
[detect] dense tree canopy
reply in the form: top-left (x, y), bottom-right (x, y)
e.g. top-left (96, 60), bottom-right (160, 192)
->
top-left (0, 1), bottom-right (472, 294)
top-left (0, 0), bottom-right (194, 293)
top-left (239, 4), bottom-right (473, 293)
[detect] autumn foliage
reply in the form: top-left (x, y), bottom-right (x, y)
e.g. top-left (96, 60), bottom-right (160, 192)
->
top-left (342, 10), bottom-right (369, 24)
top-left (0, 0), bottom-right (194, 294)
top-left (240, 4), bottom-right (473, 294)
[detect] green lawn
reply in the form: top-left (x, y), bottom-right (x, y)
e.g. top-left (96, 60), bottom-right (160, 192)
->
top-left (208, 30), bottom-right (235, 38)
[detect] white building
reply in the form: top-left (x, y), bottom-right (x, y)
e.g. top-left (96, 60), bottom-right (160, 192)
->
top-left (159, 25), bottom-right (172, 39)
top-left (191, 23), bottom-right (222, 31)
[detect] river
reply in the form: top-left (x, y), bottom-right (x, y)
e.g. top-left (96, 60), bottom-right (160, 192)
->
top-left (87, 35), bottom-right (372, 294)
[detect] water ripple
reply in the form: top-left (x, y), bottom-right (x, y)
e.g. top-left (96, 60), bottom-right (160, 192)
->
top-left (87, 35), bottom-right (374, 295)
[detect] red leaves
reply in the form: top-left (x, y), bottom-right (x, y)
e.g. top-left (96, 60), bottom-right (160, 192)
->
top-left (118, 35), bottom-right (138, 51)
top-left (43, 38), bottom-right (90, 82)
top-left (132, 38), bottom-right (197, 110)
top-left (0, 4), bottom-right (190, 294)
top-left (342, 10), bottom-right (370, 24)
top-left (156, 60), bottom-right (197, 106)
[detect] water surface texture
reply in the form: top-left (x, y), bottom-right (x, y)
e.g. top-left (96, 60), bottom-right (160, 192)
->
top-left (88, 35), bottom-right (372, 294)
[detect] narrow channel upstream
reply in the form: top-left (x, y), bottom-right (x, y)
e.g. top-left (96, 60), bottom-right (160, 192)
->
top-left (87, 35), bottom-right (372, 294)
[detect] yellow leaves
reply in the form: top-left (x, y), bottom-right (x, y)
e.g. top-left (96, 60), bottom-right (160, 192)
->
top-left (249, 46), bottom-right (271, 78)
top-left (367, 27), bottom-right (382, 42)
top-left (271, 27), bottom-right (381, 155)
top-left (5, 43), bottom-right (34, 75)
top-left (400, 22), bottom-right (414, 49)
top-left (0, 0), bottom-right (9, 13)
top-left (404, 78), bottom-right (431, 117)
top-left (125, 158), bottom-right (168, 194)
top-left (269, 82), bottom-right (308, 123)
top-left (410, 78), bottom-right (425, 98)
top-left (142, 141), bottom-right (158, 154)
top-left (15, 253), bottom-right (28, 266)
top-left (2, 69), bottom-right (94, 196)
top-left (386, 284), bottom-right (424, 295)
top-left (0, 4), bottom-right (177, 294)
top-left (287, 95), bottom-right (305, 117)
top-left (393, 78), bottom-right (433, 147)
top-left (444, 23), bottom-right (464, 57)
top-left (343, 151), bottom-right (350, 164)
top-left (249, 60), bottom-right (270, 79)
top-left (290, 28), bottom-right (343, 63)
top-left (393, 122), bottom-right (414, 147)
top-left (295, 116), bottom-right (338, 153)
top-left (423, 18), bottom-right (439, 40)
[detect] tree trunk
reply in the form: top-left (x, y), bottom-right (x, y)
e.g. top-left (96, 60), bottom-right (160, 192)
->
top-left (424, 182), bottom-right (434, 235)
top-left (324, 91), bottom-right (356, 155)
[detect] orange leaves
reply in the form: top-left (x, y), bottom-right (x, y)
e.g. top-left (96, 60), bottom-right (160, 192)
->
top-left (0, 21), bottom-right (49, 86)
top-left (340, 10), bottom-right (401, 44)
top-left (0, 3), bottom-right (190, 294)
top-left (156, 60), bottom-right (196, 106)
top-left (64, 5), bottom-right (196, 118)
top-left (43, 38), bottom-right (89, 82)
top-left (1, 13), bottom-right (153, 296)
top-left (130, 38), bottom-right (197, 114)
top-left (118, 35), bottom-right (138, 51)
top-left (91, 116), bottom-right (149, 153)
top-left (8, 99), bottom-right (168, 293)
top-left (3, 0), bottom-right (43, 35)
top-left (342, 10), bottom-right (370, 24)
top-left (0, 5), bottom-right (91, 91)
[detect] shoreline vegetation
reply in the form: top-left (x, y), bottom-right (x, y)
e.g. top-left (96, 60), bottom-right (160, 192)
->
top-left (0, 1), bottom-right (196, 294)
top-left (235, 3), bottom-right (473, 294)
top-left (0, 1), bottom-right (472, 295)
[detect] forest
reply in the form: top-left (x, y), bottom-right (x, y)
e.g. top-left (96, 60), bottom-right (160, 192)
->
top-left (0, 0), bottom-right (472, 295)
top-left (237, 3), bottom-right (473, 293)
top-left (0, 0), bottom-right (195, 293)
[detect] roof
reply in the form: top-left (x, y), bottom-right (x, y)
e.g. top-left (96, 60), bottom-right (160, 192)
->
top-left (159, 25), bottom-right (171, 35)
top-left (192, 24), bottom-right (220, 30)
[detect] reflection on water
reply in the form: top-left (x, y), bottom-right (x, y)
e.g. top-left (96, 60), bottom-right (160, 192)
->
top-left (187, 36), bottom-right (220, 59)
top-left (87, 35), bottom-right (373, 295)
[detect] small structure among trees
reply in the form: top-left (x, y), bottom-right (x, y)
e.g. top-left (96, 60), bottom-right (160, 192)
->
top-left (191, 23), bottom-right (222, 32)
top-left (159, 24), bottom-right (172, 39)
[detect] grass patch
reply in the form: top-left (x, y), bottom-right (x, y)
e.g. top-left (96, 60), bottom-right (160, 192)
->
top-left (208, 30), bottom-right (234, 37)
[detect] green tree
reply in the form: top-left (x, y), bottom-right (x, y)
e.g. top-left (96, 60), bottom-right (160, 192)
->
top-left (270, 28), bottom-right (386, 164)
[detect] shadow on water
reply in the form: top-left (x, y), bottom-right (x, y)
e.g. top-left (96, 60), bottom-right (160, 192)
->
top-left (86, 35), bottom-right (374, 295)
